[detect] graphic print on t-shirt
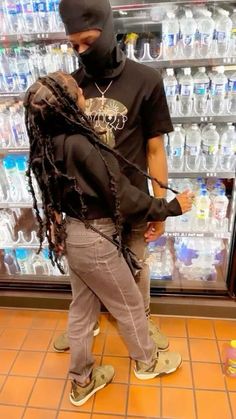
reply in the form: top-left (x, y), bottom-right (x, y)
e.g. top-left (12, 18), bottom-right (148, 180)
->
top-left (85, 97), bottom-right (128, 148)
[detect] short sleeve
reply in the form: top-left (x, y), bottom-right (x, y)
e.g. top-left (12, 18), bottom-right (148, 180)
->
top-left (141, 72), bottom-right (173, 140)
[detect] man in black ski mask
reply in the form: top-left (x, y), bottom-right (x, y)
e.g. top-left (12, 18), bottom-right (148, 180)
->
top-left (56, 0), bottom-right (179, 391)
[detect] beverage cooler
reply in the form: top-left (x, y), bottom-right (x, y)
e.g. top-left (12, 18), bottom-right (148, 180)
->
top-left (0, 0), bottom-right (235, 301)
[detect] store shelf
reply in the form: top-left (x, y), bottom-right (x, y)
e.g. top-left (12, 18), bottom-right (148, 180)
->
top-left (145, 56), bottom-right (236, 69)
top-left (0, 243), bottom-right (46, 249)
top-left (0, 202), bottom-right (37, 209)
top-left (172, 115), bottom-right (236, 124)
top-left (0, 92), bottom-right (23, 99)
top-left (169, 171), bottom-right (235, 179)
top-left (0, 32), bottom-right (66, 44)
top-left (0, 147), bottom-right (29, 155)
top-left (111, 0), bottom-right (236, 7)
top-left (164, 231), bottom-right (231, 239)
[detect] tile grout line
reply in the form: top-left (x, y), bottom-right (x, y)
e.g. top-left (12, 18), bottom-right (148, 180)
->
top-left (213, 319), bottom-right (234, 419)
top-left (186, 318), bottom-right (198, 419)
top-left (124, 357), bottom-right (132, 418)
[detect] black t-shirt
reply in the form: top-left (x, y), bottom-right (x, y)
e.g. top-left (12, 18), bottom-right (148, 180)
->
top-left (73, 59), bottom-right (173, 194)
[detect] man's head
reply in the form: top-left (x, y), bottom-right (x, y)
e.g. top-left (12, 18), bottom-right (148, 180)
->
top-left (59, 0), bottom-right (125, 79)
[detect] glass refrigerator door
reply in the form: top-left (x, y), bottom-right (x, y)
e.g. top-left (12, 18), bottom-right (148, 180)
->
top-left (0, 0), bottom-right (235, 296)
top-left (111, 0), bottom-right (236, 296)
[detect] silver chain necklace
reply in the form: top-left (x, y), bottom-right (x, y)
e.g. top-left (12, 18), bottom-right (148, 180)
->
top-left (94, 80), bottom-right (113, 109)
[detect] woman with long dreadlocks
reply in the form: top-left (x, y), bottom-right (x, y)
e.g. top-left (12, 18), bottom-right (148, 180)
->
top-left (24, 71), bottom-right (194, 407)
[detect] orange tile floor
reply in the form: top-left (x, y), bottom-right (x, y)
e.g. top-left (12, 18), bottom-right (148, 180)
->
top-left (0, 308), bottom-right (235, 419)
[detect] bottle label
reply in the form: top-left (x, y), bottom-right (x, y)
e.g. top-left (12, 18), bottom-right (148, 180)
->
top-left (221, 145), bottom-right (232, 156)
top-left (194, 83), bottom-right (208, 95)
top-left (167, 34), bottom-right (177, 47)
top-left (7, 5), bottom-right (17, 15)
top-left (171, 147), bottom-right (184, 158)
top-left (228, 80), bottom-right (236, 93)
top-left (183, 34), bottom-right (194, 46)
top-left (202, 144), bottom-right (218, 155)
top-left (200, 33), bottom-right (211, 45)
top-left (216, 31), bottom-right (226, 43)
top-left (180, 84), bottom-right (193, 96)
top-left (186, 145), bottom-right (199, 156)
top-left (48, 1), bottom-right (56, 12)
top-left (165, 85), bottom-right (176, 97)
top-left (5, 74), bottom-right (14, 90)
top-left (18, 73), bottom-right (28, 90)
top-left (37, 2), bottom-right (47, 12)
top-left (197, 208), bottom-right (209, 220)
top-left (211, 83), bottom-right (226, 96)
top-left (213, 205), bottom-right (227, 220)
top-left (23, 3), bottom-right (34, 13)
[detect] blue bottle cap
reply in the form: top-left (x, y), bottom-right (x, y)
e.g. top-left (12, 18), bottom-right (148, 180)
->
top-left (15, 249), bottom-right (29, 260)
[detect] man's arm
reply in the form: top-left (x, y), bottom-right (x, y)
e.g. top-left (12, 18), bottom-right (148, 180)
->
top-left (145, 135), bottom-right (168, 242)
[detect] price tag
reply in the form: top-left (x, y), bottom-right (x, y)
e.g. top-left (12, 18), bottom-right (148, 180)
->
top-left (206, 172), bottom-right (217, 177)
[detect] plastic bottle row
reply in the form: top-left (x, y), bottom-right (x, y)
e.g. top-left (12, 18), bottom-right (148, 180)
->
top-left (0, 44), bottom-right (78, 93)
top-left (0, 154), bottom-right (41, 203)
top-left (147, 236), bottom-right (226, 282)
top-left (124, 6), bottom-right (236, 61)
top-left (0, 0), bottom-right (64, 35)
top-left (165, 178), bottom-right (230, 233)
top-left (163, 67), bottom-right (236, 116)
top-left (165, 123), bottom-right (236, 172)
top-left (0, 247), bottom-right (68, 276)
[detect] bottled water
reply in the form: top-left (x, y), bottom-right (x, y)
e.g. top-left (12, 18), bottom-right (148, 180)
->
top-left (179, 68), bottom-right (193, 115)
top-left (0, 49), bottom-right (17, 93)
top-left (46, 0), bottom-right (58, 32)
top-left (31, 251), bottom-right (51, 275)
top-left (179, 10), bottom-right (197, 58)
top-left (0, 3), bottom-right (8, 34)
top-left (9, 105), bottom-right (25, 147)
top-left (164, 69), bottom-right (178, 115)
top-left (21, 0), bottom-right (38, 33)
top-left (54, 0), bottom-right (64, 31)
top-left (219, 124), bottom-right (235, 171)
top-left (4, 0), bottom-right (20, 34)
top-left (162, 11), bottom-right (179, 60)
top-left (4, 249), bottom-right (20, 274)
top-left (3, 156), bottom-right (22, 201)
top-left (193, 67), bottom-right (209, 115)
top-left (185, 124), bottom-right (201, 171)
top-left (169, 126), bottom-right (185, 171)
top-left (36, 0), bottom-right (49, 32)
top-left (215, 9), bottom-right (232, 57)
top-left (210, 66), bottom-right (227, 115)
top-left (147, 238), bottom-right (173, 280)
top-left (228, 71), bottom-right (236, 114)
top-left (15, 156), bottom-right (31, 202)
top-left (15, 248), bottom-right (32, 274)
top-left (195, 188), bottom-right (210, 230)
top-left (231, 9), bottom-right (236, 56)
top-left (212, 188), bottom-right (229, 231)
top-left (0, 105), bottom-right (11, 148)
top-left (202, 125), bottom-right (219, 171)
top-left (197, 11), bottom-right (215, 58)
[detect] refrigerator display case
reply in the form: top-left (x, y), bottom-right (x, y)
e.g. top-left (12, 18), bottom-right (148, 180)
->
top-left (0, 0), bottom-right (235, 299)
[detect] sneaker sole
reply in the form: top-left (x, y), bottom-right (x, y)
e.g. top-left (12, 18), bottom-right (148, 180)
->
top-left (69, 376), bottom-right (114, 407)
top-left (53, 327), bottom-right (101, 353)
top-left (133, 360), bottom-right (182, 380)
top-left (157, 344), bottom-right (170, 352)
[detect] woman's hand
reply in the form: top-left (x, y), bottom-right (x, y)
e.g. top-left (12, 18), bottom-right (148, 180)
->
top-left (176, 190), bottom-right (195, 214)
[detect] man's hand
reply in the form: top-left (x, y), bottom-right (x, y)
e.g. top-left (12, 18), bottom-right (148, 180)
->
top-left (144, 221), bottom-right (165, 243)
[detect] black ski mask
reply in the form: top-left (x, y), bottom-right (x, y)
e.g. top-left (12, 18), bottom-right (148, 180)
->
top-left (59, 0), bottom-right (126, 79)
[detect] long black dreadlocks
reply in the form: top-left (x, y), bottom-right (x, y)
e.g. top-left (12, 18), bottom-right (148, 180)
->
top-left (24, 71), bottom-right (177, 274)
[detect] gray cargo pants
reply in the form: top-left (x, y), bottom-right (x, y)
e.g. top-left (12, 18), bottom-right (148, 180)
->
top-left (66, 217), bottom-right (154, 384)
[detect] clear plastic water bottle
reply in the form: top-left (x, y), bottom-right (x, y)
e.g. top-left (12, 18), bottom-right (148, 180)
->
top-left (0, 48), bottom-right (17, 93)
top-left (193, 67), bottom-right (209, 115)
top-left (162, 11), bottom-right (179, 60)
top-left (210, 66), bottom-right (227, 115)
top-left (185, 124), bottom-right (201, 171)
top-left (219, 124), bottom-right (235, 171)
top-left (169, 126), bottom-right (185, 171)
top-left (231, 9), bottom-right (236, 56)
top-left (15, 248), bottom-right (32, 274)
top-left (195, 187), bottom-right (210, 231)
top-left (164, 68), bottom-right (178, 115)
top-left (228, 71), bottom-right (236, 114)
top-left (15, 156), bottom-right (31, 202)
top-left (4, 0), bottom-right (20, 34)
top-left (16, 48), bottom-right (33, 92)
top-left (31, 251), bottom-right (50, 275)
top-left (21, 0), bottom-right (38, 33)
top-left (54, 0), bottom-right (64, 31)
top-left (0, 104), bottom-right (11, 148)
top-left (179, 68), bottom-right (193, 115)
top-left (35, 0), bottom-right (48, 32)
top-left (0, 2), bottom-right (8, 34)
top-left (202, 125), bottom-right (220, 171)
top-left (4, 249), bottom-right (20, 274)
top-left (215, 9), bottom-right (232, 57)
top-left (179, 10), bottom-right (197, 58)
top-left (212, 188), bottom-right (229, 231)
top-left (197, 11), bottom-right (215, 58)
top-left (224, 340), bottom-right (236, 377)
top-left (9, 105), bottom-right (26, 147)
top-left (3, 155), bottom-right (23, 201)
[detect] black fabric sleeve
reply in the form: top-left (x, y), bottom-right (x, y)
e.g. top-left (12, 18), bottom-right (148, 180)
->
top-left (82, 148), bottom-right (182, 223)
top-left (141, 71), bottom-right (173, 140)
